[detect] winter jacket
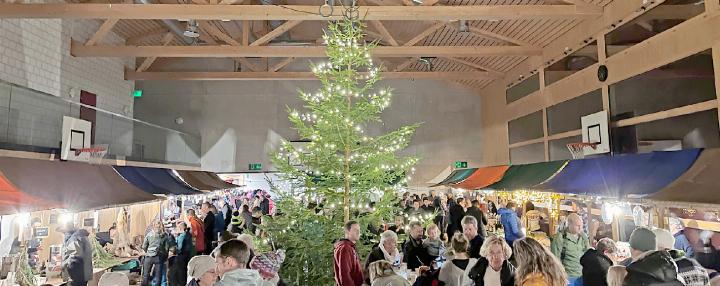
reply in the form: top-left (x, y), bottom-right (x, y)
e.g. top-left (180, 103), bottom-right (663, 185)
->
top-left (550, 231), bottom-right (589, 278)
top-left (242, 210), bottom-right (253, 232)
top-left (519, 273), bottom-right (552, 286)
top-left (467, 235), bottom-right (484, 259)
top-left (668, 249), bottom-right (710, 286)
top-left (176, 230), bottom-right (195, 257)
top-left (465, 257), bottom-right (515, 286)
top-left (143, 230), bottom-right (171, 258)
top-left (334, 239), bottom-right (364, 286)
top-left (580, 248), bottom-right (613, 286)
top-left (214, 212), bottom-right (225, 237)
top-left (364, 245), bottom-right (386, 284)
top-left (203, 211), bottom-right (216, 247)
top-left (187, 216), bottom-right (205, 253)
top-left (439, 258), bottom-right (477, 286)
top-left (498, 208), bottom-right (523, 244)
top-left (372, 273), bottom-right (411, 286)
top-left (403, 237), bottom-right (431, 270)
top-left (61, 229), bottom-right (93, 283)
top-left (448, 204), bottom-right (466, 234)
top-left (213, 268), bottom-right (273, 286)
top-left (623, 250), bottom-right (685, 286)
top-left (674, 231), bottom-right (695, 258)
top-left (465, 206), bottom-right (488, 238)
top-left (222, 205), bottom-right (232, 228)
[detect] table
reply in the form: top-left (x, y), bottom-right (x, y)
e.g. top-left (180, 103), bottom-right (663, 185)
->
top-left (44, 257), bottom-right (138, 286)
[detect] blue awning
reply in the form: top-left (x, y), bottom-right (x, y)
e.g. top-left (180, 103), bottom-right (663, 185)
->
top-left (534, 149), bottom-right (702, 197)
top-left (114, 166), bottom-right (200, 195)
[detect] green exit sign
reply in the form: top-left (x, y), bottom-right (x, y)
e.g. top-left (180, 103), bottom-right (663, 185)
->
top-left (249, 163), bottom-right (262, 171)
top-left (133, 90), bottom-right (143, 98)
top-left (454, 161), bottom-right (468, 168)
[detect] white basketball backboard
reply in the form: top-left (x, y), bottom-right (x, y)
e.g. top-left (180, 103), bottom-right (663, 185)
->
top-left (581, 111), bottom-right (610, 155)
top-left (61, 116), bottom-right (92, 161)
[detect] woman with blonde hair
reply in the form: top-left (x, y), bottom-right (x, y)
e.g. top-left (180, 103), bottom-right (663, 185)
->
top-left (367, 260), bottom-right (410, 286)
top-left (606, 266), bottom-right (627, 286)
top-left (440, 233), bottom-right (477, 286)
top-left (513, 237), bottom-right (568, 286)
top-left (464, 235), bottom-right (515, 286)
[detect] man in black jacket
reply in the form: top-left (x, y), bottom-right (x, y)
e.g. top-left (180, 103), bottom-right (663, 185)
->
top-left (465, 200), bottom-right (488, 239)
top-left (404, 221), bottom-right (430, 270)
top-left (580, 238), bottom-right (617, 286)
top-left (447, 198), bottom-right (466, 237)
top-left (201, 202), bottom-right (215, 254)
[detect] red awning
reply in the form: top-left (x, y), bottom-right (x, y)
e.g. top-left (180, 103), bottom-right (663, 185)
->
top-left (0, 172), bottom-right (59, 214)
top-left (452, 166), bottom-right (510, 190)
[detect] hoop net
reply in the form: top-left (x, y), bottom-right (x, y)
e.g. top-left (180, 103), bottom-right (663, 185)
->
top-left (74, 144), bottom-right (108, 164)
top-left (566, 142), bottom-right (599, 159)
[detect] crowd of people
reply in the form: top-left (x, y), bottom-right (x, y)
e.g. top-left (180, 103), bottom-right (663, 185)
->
top-left (333, 191), bottom-right (720, 286)
top-left (56, 190), bottom-right (280, 286)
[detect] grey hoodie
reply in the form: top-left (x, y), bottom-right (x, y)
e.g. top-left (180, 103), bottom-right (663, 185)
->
top-left (213, 268), bottom-right (273, 286)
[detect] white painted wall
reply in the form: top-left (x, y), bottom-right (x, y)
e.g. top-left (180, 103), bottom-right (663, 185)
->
top-left (0, 18), bottom-right (134, 154)
top-left (134, 64), bottom-right (484, 187)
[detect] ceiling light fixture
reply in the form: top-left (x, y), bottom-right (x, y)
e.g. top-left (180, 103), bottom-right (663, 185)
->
top-left (184, 20), bottom-right (200, 38)
top-left (411, 0), bottom-right (423, 5)
top-left (458, 20), bottom-right (469, 33)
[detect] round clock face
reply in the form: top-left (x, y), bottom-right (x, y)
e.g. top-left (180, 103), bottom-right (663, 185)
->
top-left (598, 65), bottom-right (609, 82)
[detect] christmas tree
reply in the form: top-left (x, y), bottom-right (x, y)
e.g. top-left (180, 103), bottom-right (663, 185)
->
top-left (266, 19), bottom-right (420, 284)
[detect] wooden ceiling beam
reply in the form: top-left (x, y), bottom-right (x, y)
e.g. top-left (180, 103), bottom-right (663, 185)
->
top-left (71, 41), bottom-right (542, 57)
top-left (403, 21), bottom-right (445, 46)
top-left (270, 57), bottom-right (295, 72)
top-left (0, 4), bottom-right (601, 21)
top-left (85, 19), bottom-right (118, 46)
top-left (125, 27), bottom-right (169, 45)
top-left (443, 57), bottom-right (503, 76)
top-left (369, 20), bottom-right (399, 46)
top-left (199, 21), bottom-right (241, 45)
top-left (242, 20), bottom-right (250, 46)
top-left (125, 70), bottom-right (501, 80)
top-left (250, 20), bottom-right (302, 46)
top-left (393, 57), bottom-right (419, 72)
top-left (136, 32), bottom-right (174, 72)
top-left (468, 26), bottom-right (535, 47)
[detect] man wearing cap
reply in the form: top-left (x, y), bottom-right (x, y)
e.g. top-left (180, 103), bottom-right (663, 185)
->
top-left (187, 255), bottom-right (218, 286)
top-left (623, 227), bottom-right (685, 285)
top-left (654, 228), bottom-right (710, 286)
top-left (58, 222), bottom-right (93, 286)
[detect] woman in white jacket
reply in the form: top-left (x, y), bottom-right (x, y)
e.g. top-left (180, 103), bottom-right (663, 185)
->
top-left (439, 233), bottom-right (477, 286)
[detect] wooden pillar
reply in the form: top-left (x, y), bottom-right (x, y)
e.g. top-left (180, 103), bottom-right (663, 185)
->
top-left (713, 42), bottom-right (720, 130)
top-left (611, 215), bottom-right (620, 242)
top-left (538, 64), bottom-right (549, 161)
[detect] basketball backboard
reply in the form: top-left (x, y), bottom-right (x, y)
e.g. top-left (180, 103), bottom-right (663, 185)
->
top-left (61, 116), bottom-right (92, 161)
top-left (581, 111), bottom-right (610, 156)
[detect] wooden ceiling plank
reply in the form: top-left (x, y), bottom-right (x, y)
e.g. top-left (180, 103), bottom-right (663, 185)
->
top-left (250, 20), bottom-right (302, 46)
top-left (200, 20), bottom-right (241, 45)
top-left (126, 70), bottom-right (502, 80)
top-left (404, 21), bottom-right (446, 46)
top-left (242, 20), bottom-right (250, 46)
top-left (71, 42), bottom-right (543, 57)
top-left (444, 57), bottom-right (503, 76)
top-left (369, 20), bottom-right (399, 46)
top-left (219, 0), bottom-right (244, 4)
top-left (125, 27), bottom-right (169, 45)
top-left (270, 57), bottom-right (295, 72)
top-left (394, 57), bottom-right (419, 72)
top-left (85, 19), bottom-right (119, 46)
top-left (136, 32), bottom-right (174, 72)
top-left (0, 4), bottom-right (603, 21)
top-left (234, 57), bottom-right (261, 72)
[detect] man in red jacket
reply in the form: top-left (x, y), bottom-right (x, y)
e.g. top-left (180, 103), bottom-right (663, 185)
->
top-left (334, 220), bottom-right (363, 286)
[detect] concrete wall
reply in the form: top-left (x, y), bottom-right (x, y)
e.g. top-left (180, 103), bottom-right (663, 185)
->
top-left (0, 18), bottom-right (134, 154)
top-left (134, 63), bottom-right (484, 187)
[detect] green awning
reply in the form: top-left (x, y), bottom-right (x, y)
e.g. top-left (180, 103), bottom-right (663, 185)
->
top-left (431, 168), bottom-right (478, 187)
top-left (488, 161), bottom-right (567, 190)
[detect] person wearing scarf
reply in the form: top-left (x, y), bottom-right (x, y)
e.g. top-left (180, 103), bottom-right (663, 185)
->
top-left (365, 230), bottom-right (402, 284)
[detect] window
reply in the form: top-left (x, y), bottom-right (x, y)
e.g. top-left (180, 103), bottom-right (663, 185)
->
top-left (510, 142), bottom-right (545, 165)
top-left (547, 89), bottom-right (603, 135)
top-left (506, 73), bottom-right (540, 104)
top-left (508, 111), bottom-right (544, 144)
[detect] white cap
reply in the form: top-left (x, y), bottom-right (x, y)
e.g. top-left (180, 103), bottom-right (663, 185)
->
top-left (98, 272), bottom-right (129, 286)
top-left (188, 255), bottom-right (216, 279)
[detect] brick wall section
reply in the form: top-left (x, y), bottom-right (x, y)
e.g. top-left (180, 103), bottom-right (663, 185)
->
top-left (0, 18), bottom-right (135, 155)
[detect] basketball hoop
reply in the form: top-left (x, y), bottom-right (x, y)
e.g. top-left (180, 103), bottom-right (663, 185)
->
top-left (566, 142), bottom-right (599, 159)
top-left (74, 144), bottom-right (108, 164)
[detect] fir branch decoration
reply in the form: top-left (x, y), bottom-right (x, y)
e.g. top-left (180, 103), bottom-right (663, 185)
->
top-left (267, 19), bottom-right (421, 285)
top-left (90, 234), bottom-right (119, 269)
top-left (15, 245), bottom-right (37, 286)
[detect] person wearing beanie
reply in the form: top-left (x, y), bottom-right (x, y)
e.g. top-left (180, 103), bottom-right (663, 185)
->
top-left (623, 227), bottom-right (685, 286)
top-left (230, 211), bottom-right (243, 234)
top-left (186, 255), bottom-right (217, 286)
top-left (653, 228), bottom-right (710, 286)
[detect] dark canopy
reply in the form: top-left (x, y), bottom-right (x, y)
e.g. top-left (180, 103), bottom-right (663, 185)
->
top-left (535, 149), bottom-right (701, 197)
top-left (431, 168), bottom-right (478, 187)
top-left (488, 160), bottom-right (567, 190)
top-left (175, 170), bottom-right (238, 191)
top-left (115, 166), bottom-right (200, 195)
top-left (648, 148), bottom-right (720, 204)
top-left (0, 157), bottom-right (157, 214)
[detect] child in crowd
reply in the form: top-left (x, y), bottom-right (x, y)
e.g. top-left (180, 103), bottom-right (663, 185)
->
top-left (423, 223), bottom-right (445, 261)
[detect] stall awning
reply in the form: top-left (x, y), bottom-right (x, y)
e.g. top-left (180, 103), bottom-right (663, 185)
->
top-left (535, 149), bottom-right (701, 197)
top-left (648, 149), bottom-right (720, 204)
top-left (451, 166), bottom-right (510, 190)
top-left (0, 157), bottom-right (158, 214)
top-left (488, 161), bottom-right (567, 190)
top-left (426, 166), bottom-right (452, 186)
top-left (115, 166), bottom-right (201, 195)
top-left (431, 168), bottom-right (478, 187)
top-left (175, 170), bottom-right (238, 191)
